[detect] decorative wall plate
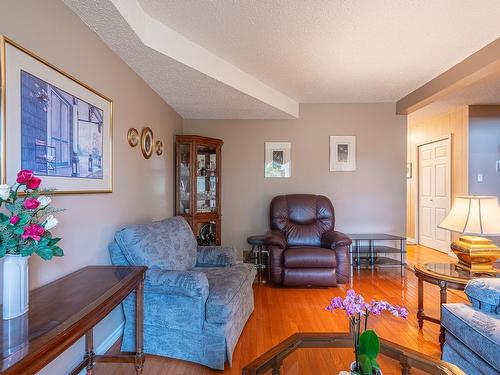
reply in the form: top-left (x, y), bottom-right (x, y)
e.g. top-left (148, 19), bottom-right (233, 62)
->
top-left (141, 127), bottom-right (154, 159)
top-left (127, 128), bottom-right (139, 147)
top-left (155, 140), bottom-right (164, 156)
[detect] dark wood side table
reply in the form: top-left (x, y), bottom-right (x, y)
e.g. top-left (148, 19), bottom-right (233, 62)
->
top-left (247, 235), bottom-right (268, 283)
top-left (0, 265), bottom-right (147, 375)
top-left (414, 263), bottom-right (498, 347)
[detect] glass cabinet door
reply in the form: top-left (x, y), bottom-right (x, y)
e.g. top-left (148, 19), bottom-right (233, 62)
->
top-left (195, 144), bottom-right (218, 214)
top-left (178, 143), bottom-right (191, 215)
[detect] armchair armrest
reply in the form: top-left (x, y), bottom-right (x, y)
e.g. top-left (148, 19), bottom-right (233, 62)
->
top-left (145, 268), bottom-right (209, 300)
top-left (196, 246), bottom-right (237, 267)
top-left (265, 229), bottom-right (287, 249)
top-left (321, 230), bottom-right (352, 249)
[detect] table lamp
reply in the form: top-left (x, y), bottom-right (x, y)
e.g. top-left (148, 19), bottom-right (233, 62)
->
top-left (438, 195), bottom-right (500, 272)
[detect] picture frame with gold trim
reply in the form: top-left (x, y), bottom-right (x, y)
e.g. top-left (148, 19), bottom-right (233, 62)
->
top-left (0, 36), bottom-right (113, 194)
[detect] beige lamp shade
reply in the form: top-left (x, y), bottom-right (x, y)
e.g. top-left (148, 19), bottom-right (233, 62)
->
top-left (438, 196), bottom-right (500, 235)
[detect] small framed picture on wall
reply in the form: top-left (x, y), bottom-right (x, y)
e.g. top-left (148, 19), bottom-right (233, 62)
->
top-left (330, 136), bottom-right (356, 171)
top-left (265, 142), bottom-right (291, 178)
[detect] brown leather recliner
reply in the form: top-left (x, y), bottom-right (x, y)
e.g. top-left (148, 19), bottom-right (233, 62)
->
top-left (265, 194), bottom-right (352, 287)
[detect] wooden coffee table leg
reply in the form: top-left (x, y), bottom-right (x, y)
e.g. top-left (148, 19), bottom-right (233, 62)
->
top-left (417, 277), bottom-right (424, 329)
top-left (135, 279), bottom-right (145, 373)
top-left (85, 330), bottom-right (95, 374)
top-left (438, 281), bottom-right (447, 348)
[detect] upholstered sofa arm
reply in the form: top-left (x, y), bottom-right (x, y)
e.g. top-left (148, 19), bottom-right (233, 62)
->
top-left (196, 246), bottom-right (237, 267)
top-left (321, 230), bottom-right (352, 249)
top-left (144, 268), bottom-right (209, 300)
top-left (465, 278), bottom-right (500, 314)
top-left (265, 230), bottom-right (287, 249)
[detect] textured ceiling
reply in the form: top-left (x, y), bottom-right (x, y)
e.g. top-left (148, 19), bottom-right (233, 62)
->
top-left (138, 0), bottom-right (500, 103)
top-left (64, 0), bottom-right (297, 119)
top-left (65, 0), bottom-right (500, 119)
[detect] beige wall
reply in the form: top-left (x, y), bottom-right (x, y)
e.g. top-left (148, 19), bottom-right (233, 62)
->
top-left (406, 106), bottom-right (469, 241)
top-left (185, 103), bottom-right (407, 252)
top-left (0, 0), bottom-right (182, 373)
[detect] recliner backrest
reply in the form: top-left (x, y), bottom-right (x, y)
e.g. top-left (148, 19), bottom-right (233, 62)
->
top-left (270, 194), bottom-right (335, 247)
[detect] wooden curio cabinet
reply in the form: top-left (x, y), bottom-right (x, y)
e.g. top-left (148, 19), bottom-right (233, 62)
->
top-left (175, 135), bottom-right (223, 245)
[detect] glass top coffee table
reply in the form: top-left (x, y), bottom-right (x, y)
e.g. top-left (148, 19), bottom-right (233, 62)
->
top-left (242, 333), bottom-right (464, 374)
top-left (414, 263), bottom-right (499, 346)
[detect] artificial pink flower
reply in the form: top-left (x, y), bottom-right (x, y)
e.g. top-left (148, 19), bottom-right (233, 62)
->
top-left (16, 170), bottom-right (34, 184)
top-left (23, 198), bottom-right (40, 210)
top-left (26, 177), bottom-right (41, 190)
top-left (21, 224), bottom-right (45, 242)
top-left (9, 216), bottom-right (20, 225)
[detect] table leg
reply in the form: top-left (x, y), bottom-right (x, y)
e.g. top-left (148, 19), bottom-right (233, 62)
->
top-left (356, 240), bottom-right (360, 270)
top-left (417, 277), bottom-right (424, 329)
top-left (369, 240), bottom-right (374, 267)
top-left (135, 279), bottom-right (145, 373)
top-left (85, 330), bottom-right (95, 374)
top-left (439, 281), bottom-right (447, 348)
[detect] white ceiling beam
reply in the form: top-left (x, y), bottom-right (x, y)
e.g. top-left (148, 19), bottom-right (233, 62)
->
top-left (110, 0), bottom-right (299, 118)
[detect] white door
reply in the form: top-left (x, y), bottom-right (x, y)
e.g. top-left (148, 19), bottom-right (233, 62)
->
top-left (418, 138), bottom-right (451, 253)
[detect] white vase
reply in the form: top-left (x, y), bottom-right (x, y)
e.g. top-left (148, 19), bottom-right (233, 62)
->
top-left (3, 255), bottom-right (29, 320)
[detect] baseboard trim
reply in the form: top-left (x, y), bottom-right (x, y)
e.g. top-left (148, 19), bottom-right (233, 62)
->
top-left (406, 237), bottom-right (416, 245)
top-left (76, 321), bottom-right (124, 374)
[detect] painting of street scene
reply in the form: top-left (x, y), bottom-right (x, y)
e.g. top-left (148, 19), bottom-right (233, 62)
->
top-left (20, 70), bottom-right (104, 179)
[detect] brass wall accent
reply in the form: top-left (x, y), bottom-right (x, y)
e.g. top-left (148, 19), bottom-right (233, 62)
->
top-left (141, 127), bottom-right (153, 159)
top-left (155, 140), bottom-right (163, 156)
top-left (127, 128), bottom-right (139, 147)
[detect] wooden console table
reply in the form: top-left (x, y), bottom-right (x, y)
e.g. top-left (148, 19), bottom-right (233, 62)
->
top-left (0, 265), bottom-right (147, 375)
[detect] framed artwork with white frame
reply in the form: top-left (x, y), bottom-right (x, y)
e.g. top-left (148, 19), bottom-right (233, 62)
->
top-left (329, 136), bottom-right (356, 171)
top-left (0, 36), bottom-right (113, 193)
top-left (264, 142), bottom-right (291, 178)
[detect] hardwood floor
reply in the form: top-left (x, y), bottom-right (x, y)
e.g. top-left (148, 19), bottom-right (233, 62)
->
top-left (96, 245), bottom-right (465, 374)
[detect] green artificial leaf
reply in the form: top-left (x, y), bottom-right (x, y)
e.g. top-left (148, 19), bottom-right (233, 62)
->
top-left (5, 203), bottom-right (16, 213)
top-left (358, 354), bottom-right (373, 375)
top-left (0, 213), bottom-right (9, 222)
top-left (359, 330), bottom-right (380, 359)
top-left (19, 214), bottom-right (30, 225)
top-left (13, 227), bottom-right (24, 235)
top-left (48, 238), bottom-right (61, 246)
top-left (52, 246), bottom-right (64, 257)
top-left (20, 246), bottom-right (34, 257)
top-left (35, 247), bottom-right (53, 261)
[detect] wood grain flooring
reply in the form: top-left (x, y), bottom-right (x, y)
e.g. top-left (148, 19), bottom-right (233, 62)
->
top-left (95, 246), bottom-right (465, 374)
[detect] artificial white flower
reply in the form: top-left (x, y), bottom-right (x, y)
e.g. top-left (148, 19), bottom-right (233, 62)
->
top-left (44, 215), bottom-right (58, 230)
top-left (37, 195), bottom-right (52, 208)
top-left (0, 184), bottom-right (10, 200)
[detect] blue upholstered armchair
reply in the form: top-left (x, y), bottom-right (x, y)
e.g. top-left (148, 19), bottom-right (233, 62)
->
top-left (441, 278), bottom-right (500, 375)
top-left (108, 216), bottom-right (256, 370)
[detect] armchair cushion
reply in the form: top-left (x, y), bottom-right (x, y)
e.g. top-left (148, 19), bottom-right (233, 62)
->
top-left (196, 263), bottom-right (256, 324)
top-left (115, 216), bottom-right (197, 271)
top-left (265, 229), bottom-right (287, 249)
top-left (321, 230), bottom-right (352, 249)
top-left (196, 246), bottom-right (237, 267)
top-left (145, 268), bottom-right (209, 300)
top-left (284, 247), bottom-right (336, 268)
top-left (465, 278), bottom-right (500, 314)
top-left (442, 303), bottom-right (500, 370)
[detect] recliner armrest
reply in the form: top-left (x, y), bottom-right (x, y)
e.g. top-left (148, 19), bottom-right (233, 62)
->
top-left (321, 230), bottom-right (352, 249)
top-left (196, 246), bottom-right (237, 267)
top-left (145, 268), bottom-right (209, 300)
top-left (265, 230), bottom-right (287, 249)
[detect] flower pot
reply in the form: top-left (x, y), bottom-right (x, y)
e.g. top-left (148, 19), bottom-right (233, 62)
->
top-left (3, 255), bottom-right (29, 320)
top-left (339, 362), bottom-right (383, 375)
